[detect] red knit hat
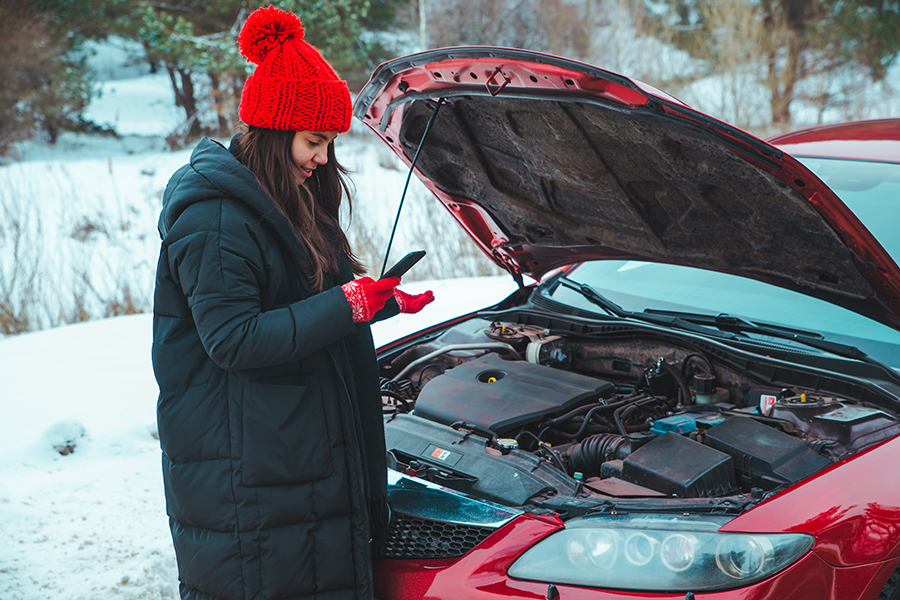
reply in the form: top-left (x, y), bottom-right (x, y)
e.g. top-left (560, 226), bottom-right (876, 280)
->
top-left (237, 6), bottom-right (351, 133)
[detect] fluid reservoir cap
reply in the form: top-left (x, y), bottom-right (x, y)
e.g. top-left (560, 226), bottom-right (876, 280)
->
top-left (497, 438), bottom-right (519, 453)
top-left (692, 373), bottom-right (717, 395)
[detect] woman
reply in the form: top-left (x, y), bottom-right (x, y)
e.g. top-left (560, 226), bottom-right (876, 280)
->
top-left (151, 7), bottom-right (433, 599)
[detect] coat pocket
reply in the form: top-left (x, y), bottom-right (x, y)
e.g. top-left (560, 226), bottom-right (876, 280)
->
top-left (241, 381), bottom-right (334, 487)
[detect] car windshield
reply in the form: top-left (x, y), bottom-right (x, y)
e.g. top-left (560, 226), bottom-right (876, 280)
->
top-left (549, 158), bottom-right (900, 366)
top-left (796, 157), bottom-right (900, 259)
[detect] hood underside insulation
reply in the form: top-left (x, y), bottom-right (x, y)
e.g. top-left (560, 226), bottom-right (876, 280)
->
top-left (399, 95), bottom-right (871, 300)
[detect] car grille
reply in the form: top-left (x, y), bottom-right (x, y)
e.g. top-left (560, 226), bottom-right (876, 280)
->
top-left (376, 512), bottom-right (498, 559)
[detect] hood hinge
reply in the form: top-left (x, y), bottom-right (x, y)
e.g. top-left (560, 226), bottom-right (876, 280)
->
top-left (492, 244), bottom-right (526, 294)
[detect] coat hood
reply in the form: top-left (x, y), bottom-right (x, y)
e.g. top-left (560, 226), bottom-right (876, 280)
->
top-left (354, 47), bottom-right (900, 330)
top-left (159, 136), bottom-right (282, 240)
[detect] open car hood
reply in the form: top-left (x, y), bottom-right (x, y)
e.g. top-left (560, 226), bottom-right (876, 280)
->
top-left (354, 47), bottom-right (900, 330)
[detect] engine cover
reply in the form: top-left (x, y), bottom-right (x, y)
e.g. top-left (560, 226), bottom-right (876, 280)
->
top-left (413, 353), bottom-right (614, 435)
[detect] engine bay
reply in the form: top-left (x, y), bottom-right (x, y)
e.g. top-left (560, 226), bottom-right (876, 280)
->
top-left (378, 314), bottom-right (900, 517)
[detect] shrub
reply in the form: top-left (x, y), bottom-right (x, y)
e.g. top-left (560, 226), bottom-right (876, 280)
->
top-left (0, 3), bottom-right (95, 158)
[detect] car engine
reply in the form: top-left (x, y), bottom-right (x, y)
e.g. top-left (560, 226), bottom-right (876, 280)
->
top-left (378, 316), bottom-right (900, 517)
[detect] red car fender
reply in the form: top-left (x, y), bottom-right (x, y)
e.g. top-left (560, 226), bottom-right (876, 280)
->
top-left (374, 513), bottom-right (562, 600)
top-left (373, 512), bottom-right (898, 599)
top-left (720, 434), bottom-right (900, 567)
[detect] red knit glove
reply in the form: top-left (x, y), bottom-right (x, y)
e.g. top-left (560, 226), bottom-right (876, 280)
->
top-left (341, 277), bottom-right (400, 322)
top-left (394, 288), bottom-right (435, 314)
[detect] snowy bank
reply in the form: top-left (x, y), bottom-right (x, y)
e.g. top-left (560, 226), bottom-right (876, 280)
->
top-left (0, 276), bottom-right (517, 599)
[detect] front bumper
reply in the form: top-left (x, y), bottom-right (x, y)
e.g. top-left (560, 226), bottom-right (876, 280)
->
top-left (375, 512), bottom-right (894, 600)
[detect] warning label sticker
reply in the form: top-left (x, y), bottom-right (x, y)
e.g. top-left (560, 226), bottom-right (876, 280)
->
top-left (431, 448), bottom-right (451, 461)
top-left (422, 444), bottom-right (462, 467)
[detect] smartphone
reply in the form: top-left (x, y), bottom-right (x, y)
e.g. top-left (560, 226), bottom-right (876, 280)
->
top-left (381, 250), bottom-right (426, 280)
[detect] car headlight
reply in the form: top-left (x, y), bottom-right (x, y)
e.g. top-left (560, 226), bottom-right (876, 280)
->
top-left (508, 514), bottom-right (813, 592)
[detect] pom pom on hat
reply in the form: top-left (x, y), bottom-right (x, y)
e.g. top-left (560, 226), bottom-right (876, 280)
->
top-left (238, 5), bottom-right (305, 65)
top-left (237, 5), bottom-right (351, 133)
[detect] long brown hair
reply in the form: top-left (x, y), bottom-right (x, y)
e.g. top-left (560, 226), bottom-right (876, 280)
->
top-left (233, 126), bottom-right (365, 291)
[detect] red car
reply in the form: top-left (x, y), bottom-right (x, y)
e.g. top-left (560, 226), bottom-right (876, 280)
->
top-left (353, 47), bottom-right (900, 599)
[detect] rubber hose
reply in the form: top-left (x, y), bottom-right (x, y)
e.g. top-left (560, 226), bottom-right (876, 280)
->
top-left (566, 434), bottom-right (630, 476)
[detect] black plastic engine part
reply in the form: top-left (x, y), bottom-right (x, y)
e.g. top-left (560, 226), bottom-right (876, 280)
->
top-left (584, 474), bottom-right (666, 498)
top-left (600, 459), bottom-right (624, 480)
top-left (643, 365), bottom-right (678, 399)
top-left (376, 512), bottom-right (497, 559)
top-left (413, 353), bottom-right (614, 435)
top-left (617, 432), bottom-right (737, 498)
top-left (565, 433), bottom-right (655, 477)
top-left (384, 413), bottom-right (579, 507)
top-left (692, 373), bottom-right (716, 395)
top-left (770, 400), bottom-right (900, 456)
top-left (704, 416), bottom-right (832, 489)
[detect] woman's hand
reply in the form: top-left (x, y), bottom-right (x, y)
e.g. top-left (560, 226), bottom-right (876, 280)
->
top-left (341, 277), bottom-right (400, 322)
top-left (393, 288), bottom-right (435, 314)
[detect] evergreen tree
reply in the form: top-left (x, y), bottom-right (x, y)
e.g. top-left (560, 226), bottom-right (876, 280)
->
top-left (645, 0), bottom-right (900, 126)
top-left (829, 0), bottom-right (900, 80)
top-left (137, 1), bottom-right (247, 141)
top-left (0, 2), bottom-right (96, 156)
top-left (132, 0), bottom-right (397, 143)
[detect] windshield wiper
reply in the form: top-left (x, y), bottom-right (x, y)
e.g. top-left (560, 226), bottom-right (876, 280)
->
top-left (644, 309), bottom-right (900, 378)
top-left (555, 277), bottom-right (899, 381)
top-left (556, 278), bottom-right (736, 340)
top-left (556, 277), bottom-right (619, 317)
top-left (645, 309), bottom-right (823, 338)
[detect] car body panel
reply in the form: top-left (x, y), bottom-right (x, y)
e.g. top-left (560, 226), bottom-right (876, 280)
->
top-left (374, 513), bottom-right (564, 600)
top-left (373, 516), bottom-right (896, 599)
top-left (360, 47), bottom-right (900, 600)
top-left (371, 328), bottom-right (900, 598)
top-left (720, 434), bottom-right (900, 567)
top-left (355, 48), bottom-right (900, 330)
top-left (768, 119), bottom-right (900, 163)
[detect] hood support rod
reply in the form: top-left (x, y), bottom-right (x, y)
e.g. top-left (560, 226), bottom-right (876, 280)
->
top-left (379, 97), bottom-right (446, 278)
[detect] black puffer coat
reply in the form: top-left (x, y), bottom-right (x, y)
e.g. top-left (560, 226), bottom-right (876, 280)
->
top-left (152, 137), bottom-right (394, 600)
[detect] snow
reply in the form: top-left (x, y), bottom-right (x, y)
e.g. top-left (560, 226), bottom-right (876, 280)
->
top-left (2, 29), bottom-right (898, 599)
top-left (0, 62), bottom-right (501, 330)
top-left (0, 316), bottom-right (174, 599)
top-left (0, 44), bottom-right (517, 599)
top-left (84, 73), bottom-right (183, 138)
top-left (0, 289), bottom-right (515, 600)
top-left (0, 277), bottom-right (517, 599)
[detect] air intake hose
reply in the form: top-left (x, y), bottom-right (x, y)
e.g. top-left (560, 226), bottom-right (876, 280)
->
top-left (566, 433), bottom-right (641, 477)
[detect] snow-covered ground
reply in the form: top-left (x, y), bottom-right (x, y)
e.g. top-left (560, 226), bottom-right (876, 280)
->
top-left (0, 35), bottom-right (503, 332)
top-left (1, 114), bottom-right (502, 330)
top-left (0, 44), bottom-right (517, 600)
top-left (0, 275), bottom-right (517, 600)
top-left (2, 31), bottom-right (898, 599)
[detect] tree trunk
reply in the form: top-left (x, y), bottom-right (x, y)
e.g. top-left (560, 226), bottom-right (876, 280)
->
top-left (768, 31), bottom-right (801, 126)
top-left (208, 72), bottom-right (230, 136)
top-left (419, 0), bottom-right (426, 50)
top-left (178, 69), bottom-right (201, 139)
top-left (166, 66), bottom-right (183, 108)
